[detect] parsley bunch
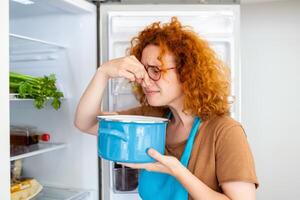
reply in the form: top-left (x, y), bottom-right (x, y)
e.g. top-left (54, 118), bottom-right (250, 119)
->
top-left (9, 71), bottom-right (64, 110)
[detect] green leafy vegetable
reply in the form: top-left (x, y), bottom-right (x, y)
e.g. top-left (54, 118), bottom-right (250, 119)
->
top-left (9, 71), bottom-right (64, 110)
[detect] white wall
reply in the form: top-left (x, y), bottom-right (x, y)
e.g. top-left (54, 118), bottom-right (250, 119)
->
top-left (241, 0), bottom-right (300, 199)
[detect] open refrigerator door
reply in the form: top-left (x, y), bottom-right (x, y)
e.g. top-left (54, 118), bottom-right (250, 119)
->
top-left (9, 0), bottom-right (98, 199)
top-left (99, 3), bottom-right (240, 200)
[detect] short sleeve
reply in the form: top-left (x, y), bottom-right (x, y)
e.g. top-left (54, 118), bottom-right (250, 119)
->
top-left (216, 125), bottom-right (259, 188)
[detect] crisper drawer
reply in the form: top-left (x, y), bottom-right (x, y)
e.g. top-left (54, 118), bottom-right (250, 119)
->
top-left (32, 186), bottom-right (91, 200)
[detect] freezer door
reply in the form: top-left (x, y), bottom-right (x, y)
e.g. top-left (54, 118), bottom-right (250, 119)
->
top-left (99, 4), bottom-right (240, 200)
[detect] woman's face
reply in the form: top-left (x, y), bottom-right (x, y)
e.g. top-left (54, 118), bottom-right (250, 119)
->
top-left (140, 44), bottom-right (184, 107)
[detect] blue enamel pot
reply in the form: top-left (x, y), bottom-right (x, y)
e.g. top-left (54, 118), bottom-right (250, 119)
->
top-left (97, 115), bottom-right (168, 163)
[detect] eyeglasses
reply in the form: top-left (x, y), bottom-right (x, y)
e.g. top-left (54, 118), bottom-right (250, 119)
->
top-left (144, 65), bottom-right (176, 81)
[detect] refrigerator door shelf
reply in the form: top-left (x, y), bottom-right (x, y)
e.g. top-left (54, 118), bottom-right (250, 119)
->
top-left (111, 78), bottom-right (133, 95)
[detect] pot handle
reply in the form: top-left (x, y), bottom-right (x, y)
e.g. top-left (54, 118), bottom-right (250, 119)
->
top-left (100, 128), bottom-right (128, 142)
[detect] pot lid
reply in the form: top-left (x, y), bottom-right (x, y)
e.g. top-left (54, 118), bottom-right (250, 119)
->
top-left (96, 115), bottom-right (169, 123)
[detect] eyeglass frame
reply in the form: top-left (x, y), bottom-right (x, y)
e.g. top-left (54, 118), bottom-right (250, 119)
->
top-left (144, 65), bottom-right (177, 81)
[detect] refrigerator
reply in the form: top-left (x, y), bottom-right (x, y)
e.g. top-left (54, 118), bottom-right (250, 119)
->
top-left (0, 0), bottom-right (240, 200)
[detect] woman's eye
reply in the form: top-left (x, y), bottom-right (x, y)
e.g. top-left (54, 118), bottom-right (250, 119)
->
top-left (153, 69), bottom-right (160, 74)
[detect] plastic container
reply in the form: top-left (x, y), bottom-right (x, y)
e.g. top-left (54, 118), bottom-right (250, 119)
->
top-left (113, 164), bottom-right (138, 192)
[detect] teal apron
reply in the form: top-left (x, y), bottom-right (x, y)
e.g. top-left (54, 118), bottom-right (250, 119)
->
top-left (138, 113), bottom-right (201, 200)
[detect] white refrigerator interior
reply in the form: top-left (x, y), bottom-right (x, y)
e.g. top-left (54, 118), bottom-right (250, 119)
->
top-left (9, 0), bottom-right (98, 199)
top-left (99, 4), bottom-right (240, 200)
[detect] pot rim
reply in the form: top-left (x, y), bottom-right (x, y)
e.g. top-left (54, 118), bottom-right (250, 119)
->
top-left (96, 115), bottom-right (169, 124)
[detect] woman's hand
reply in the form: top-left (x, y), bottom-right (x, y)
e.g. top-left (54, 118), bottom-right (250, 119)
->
top-left (99, 55), bottom-right (151, 85)
top-left (119, 148), bottom-right (183, 177)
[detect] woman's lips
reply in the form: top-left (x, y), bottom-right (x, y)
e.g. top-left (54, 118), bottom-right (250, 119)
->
top-left (144, 90), bottom-right (160, 94)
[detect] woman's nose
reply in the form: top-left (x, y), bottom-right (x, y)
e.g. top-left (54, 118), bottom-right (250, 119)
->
top-left (141, 75), bottom-right (153, 88)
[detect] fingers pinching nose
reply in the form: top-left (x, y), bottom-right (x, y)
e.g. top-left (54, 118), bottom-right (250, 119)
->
top-left (136, 78), bottom-right (142, 84)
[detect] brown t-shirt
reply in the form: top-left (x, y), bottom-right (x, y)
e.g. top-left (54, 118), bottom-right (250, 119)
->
top-left (117, 106), bottom-right (259, 198)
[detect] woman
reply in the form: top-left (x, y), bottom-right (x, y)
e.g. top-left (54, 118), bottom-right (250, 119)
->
top-left (74, 17), bottom-right (259, 200)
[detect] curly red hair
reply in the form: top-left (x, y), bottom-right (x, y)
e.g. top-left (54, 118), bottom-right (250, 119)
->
top-left (128, 17), bottom-right (231, 121)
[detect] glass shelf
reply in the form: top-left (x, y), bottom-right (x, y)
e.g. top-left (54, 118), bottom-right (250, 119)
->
top-left (10, 93), bottom-right (39, 101)
top-left (9, 33), bottom-right (67, 62)
top-left (10, 143), bottom-right (67, 161)
top-left (32, 186), bottom-right (91, 200)
top-left (9, 93), bottom-right (66, 101)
